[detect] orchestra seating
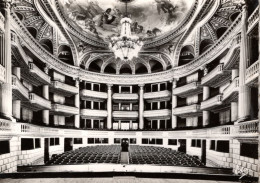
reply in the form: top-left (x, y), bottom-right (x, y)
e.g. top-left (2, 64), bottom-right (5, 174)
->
top-left (129, 145), bottom-right (204, 167)
top-left (46, 145), bottom-right (121, 165)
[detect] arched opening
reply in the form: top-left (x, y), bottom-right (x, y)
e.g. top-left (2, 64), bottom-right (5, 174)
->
top-left (178, 45), bottom-right (195, 66)
top-left (135, 63), bottom-right (148, 74)
top-left (120, 64), bottom-right (132, 74)
top-left (150, 60), bottom-right (163, 73)
top-left (40, 39), bottom-right (53, 54)
top-left (15, 12), bottom-right (23, 21)
top-left (199, 39), bottom-right (214, 55)
top-left (216, 27), bottom-right (228, 39)
top-left (27, 27), bottom-right (37, 39)
top-left (88, 59), bottom-right (103, 72)
top-left (230, 12), bottom-right (240, 22)
top-left (104, 63), bottom-right (116, 74)
top-left (58, 45), bottom-right (74, 65)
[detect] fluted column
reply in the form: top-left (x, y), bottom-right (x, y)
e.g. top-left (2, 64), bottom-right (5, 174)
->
top-left (203, 86), bottom-right (210, 126)
top-left (74, 79), bottom-right (80, 128)
top-left (0, 1), bottom-right (12, 119)
top-left (107, 84), bottom-right (112, 129)
top-left (172, 80), bottom-right (177, 129)
top-left (12, 100), bottom-right (20, 119)
top-left (42, 85), bottom-right (49, 125)
top-left (238, 5), bottom-right (251, 120)
top-left (138, 84), bottom-right (144, 129)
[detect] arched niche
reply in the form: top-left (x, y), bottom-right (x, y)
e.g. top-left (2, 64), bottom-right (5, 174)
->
top-left (104, 63), bottom-right (117, 74)
top-left (216, 27), bottom-right (228, 39)
top-left (88, 59), bottom-right (103, 73)
top-left (40, 39), bottom-right (53, 54)
top-left (135, 63), bottom-right (148, 74)
top-left (200, 39), bottom-right (214, 55)
top-left (120, 64), bottom-right (132, 74)
top-left (178, 45), bottom-right (195, 66)
top-left (27, 27), bottom-right (37, 39)
top-left (58, 45), bottom-right (74, 65)
top-left (150, 60), bottom-right (163, 73)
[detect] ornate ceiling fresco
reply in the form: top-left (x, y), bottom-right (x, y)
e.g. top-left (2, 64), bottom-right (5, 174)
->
top-left (58, 0), bottom-right (194, 41)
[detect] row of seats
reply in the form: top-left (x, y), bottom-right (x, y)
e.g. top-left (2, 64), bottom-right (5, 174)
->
top-left (129, 145), bottom-right (204, 167)
top-left (46, 145), bottom-right (121, 165)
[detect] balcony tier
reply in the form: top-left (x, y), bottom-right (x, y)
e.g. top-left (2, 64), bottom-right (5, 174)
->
top-left (80, 109), bottom-right (107, 119)
top-left (245, 60), bottom-right (259, 87)
top-left (50, 81), bottom-right (78, 97)
top-left (112, 93), bottom-right (139, 101)
top-left (172, 82), bottom-right (202, 98)
top-left (51, 104), bottom-right (79, 116)
top-left (144, 109), bottom-right (171, 119)
top-left (12, 75), bottom-right (29, 101)
top-left (144, 90), bottom-right (171, 100)
top-left (27, 93), bottom-right (51, 111)
top-left (201, 94), bottom-right (223, 111)
top-left (172, 104), bottom-right (201, 118)
top-left (112, 111), bottom-right (139, 120)
top-left (80, 89), bottom-right (107, 100)
top-left (222, 77), bottom-right (239, 103)
top-left (201, 64), bottom-right (231, 88)
top-left (247, 6), bottom-right (259, 33)
top-left (11, 32), bottom-right (28, 68)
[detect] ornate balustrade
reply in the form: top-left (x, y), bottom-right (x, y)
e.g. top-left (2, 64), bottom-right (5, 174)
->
top-left (144, 90), bottom-right (171, 100)
top-left (236, 120), bottom-right (259, 135)
top-left (0, 64), bottom-right (5, 84)
top-left (222, 77), bottom-right (239, 102)
top-left (201, 94), bottom-right (223, 110)
top-left (143, 109), bottom-right (171, 119)
top-left (172, 104), bottom-right (201, 117)
top-left (112, 111), bottom-right (139, 119)
top-left (247, 6), bottom-right (259, 33)
top-left (80, 109), bottom-right (107, 119)
top-left (0, 13), bottom-right (4, 33)
top-left (112, 93), bottom-right (139, 101)
top-left (28, 63), bottom-right (51, 85)
top-left (80, 89), bottom-right (107, 100)
top-left (172, 82), bottom-right (202, 98)
top-left (12, 75), bottom-right (29, 101)
top-left (50, 81), bottom-right (78, 97)
top-left (245, 60), bottom-right (259, 87)
top-left (201, 64), bottom-right (231, 87)
top-left (29, 93), bottom-right (51, 110)
top-left (0, 119), bottom-right (12, 132)
top-left (51, 104), bottom-right (79, 116)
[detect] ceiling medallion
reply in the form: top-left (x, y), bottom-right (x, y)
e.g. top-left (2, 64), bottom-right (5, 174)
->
top-left (109, 0), bottom-right (143, 62)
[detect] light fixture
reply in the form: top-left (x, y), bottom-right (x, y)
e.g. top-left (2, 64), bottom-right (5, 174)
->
top-left (109, 0), bottom-right (143, 61)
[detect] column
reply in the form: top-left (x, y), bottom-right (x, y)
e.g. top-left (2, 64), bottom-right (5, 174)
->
top-left (118, 120), bottom-right (121, 130)
top-left (203, 86), bottom-right (210, 126)
top-left (42, 85), bottom-right (49, 125)
top-left (231, 102), bottom-right (238, 122)
top-left (12, 100), bottom-right (20, 119)
top-left (138, 84), bottom-right (144, 129)
top-left (0, 1), bottom-right (12, 119)
top-left (91, 119), bottom-right (94, 129)
top-left (129, 120), bottom-right (133, 130)
top-left (107, 84), bottom-right (112, 129)
top-left (238, 5), bottom-right (251, 120)
top-left (171, 80), bottom-right (177, 128)
top-left (74, 79), bottom-right (80, 128)
top-left (157, 120), bottom-right (160, 129)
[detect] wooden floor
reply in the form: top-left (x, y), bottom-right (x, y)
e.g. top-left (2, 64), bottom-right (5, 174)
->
top-left (0, 178), bottom-right (239, 183)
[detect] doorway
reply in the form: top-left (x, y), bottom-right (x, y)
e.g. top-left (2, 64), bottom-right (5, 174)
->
top-left (201, 139), bottom-right (207, 165)
top-left (121, 138), bottom-right (129, 152)
top-left (64, 138), bottom-right (73, 152)
top-left (178, 139), bottom-right (186, 153)
top-left (44, 138), bottom-right (49, 163)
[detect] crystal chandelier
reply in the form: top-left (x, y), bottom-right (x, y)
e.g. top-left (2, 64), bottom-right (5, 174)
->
top-left (109, 1), bottom-right (143, 61)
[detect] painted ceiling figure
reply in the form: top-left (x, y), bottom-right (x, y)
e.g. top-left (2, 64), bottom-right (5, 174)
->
top-left (102, 8), bottom-right (117, 25)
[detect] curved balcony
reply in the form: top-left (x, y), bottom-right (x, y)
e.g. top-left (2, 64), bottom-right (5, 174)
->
top-left (28, 63), bottom-right (51, 85)
top-left (0, 65), bottom-right (5, 84)
top-left (112, 93), bottom-right (139, 102)
top-left (172, 82), bottom-right (202, 98)
top-left (172, 104), bottom-right (201, 117)
top-left (245, 60), bottom-right (259, 87)
top-left (112, 111), bottom-right (139, 120)
top-left (80, 109), bottom-right (107, 119)
top-left (247, 6), bottom-right (259, 33)
top-left (27, 93), bottom-right (51, 111)
top-left (80, 89), bottom-right (107, 100)
top-left (12, 75), bottom-right (29, 101)
top-left (50, 81), bottom-right (78, 97)
top-left (201, 94), bottom-right (223, 111)
top-left (144, 109), bottom-right (171, 119)
top-left (144, 90), bottom-right (171, 100)
top-left (222, 77), bottom-right (239, 103)
top-left (51, 104), bottom-right (79, 116)
top-left (201, 64), bottom-right (231, 88)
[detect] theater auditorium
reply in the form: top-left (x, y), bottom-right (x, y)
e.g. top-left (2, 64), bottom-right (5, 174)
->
top-left (0, 0), bottom-right (259, 182)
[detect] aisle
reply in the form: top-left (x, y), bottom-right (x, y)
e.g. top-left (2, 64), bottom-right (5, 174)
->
top-left (120, 152), bottom-right (129, 164)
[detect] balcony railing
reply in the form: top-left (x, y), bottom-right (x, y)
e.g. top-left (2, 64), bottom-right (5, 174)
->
top-left (245, 60), bottom-right (259, 86)
top-left (29, 63), bottom-right (51, 85)
top-left (247, 6), bottom-right (259, 32)
top-left (201, 94), bottom-right (223, 110)
top-left (222, 77), bottom-right (239, 102)
top-left (29, 93), bottom-right (51, 110)
top-left (144, 109), bottom-right (171, 118)
top-left (80, 89), bottom-right (107, 100)
top-left (172, 82), bottom-right (202, 97)
top-left (172, 104), bottom-right (201, 117)
top-left (51, 104), bottom-right (79, 116)
top-left (51, 81), bottom-right (78, 97)
top-left (237, 120), bottom-right (259, 134)
top-left (12, 75), bottom-right (29, 100)
top-left (112, 111), bottom-right (139, 119)
top-left (0, 64), bottom-right (5, 84)
top-left (112, 93), bottom-right (139, 101)
top-left (144, 90), bottom-right (171, 100)
top-left (0, 119), bottom-right (12, 132)
top-left (80, 109), bottom-right (107, 118)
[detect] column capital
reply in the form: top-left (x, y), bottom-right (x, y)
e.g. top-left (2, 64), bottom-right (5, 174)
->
top-left (107, 84), bottom-right (113, 89)
top-left (138, 84), bottom-right (145, 88)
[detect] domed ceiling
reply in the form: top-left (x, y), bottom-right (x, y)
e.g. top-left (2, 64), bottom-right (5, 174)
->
top-left (58, 0), bottom-right (194, 41)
